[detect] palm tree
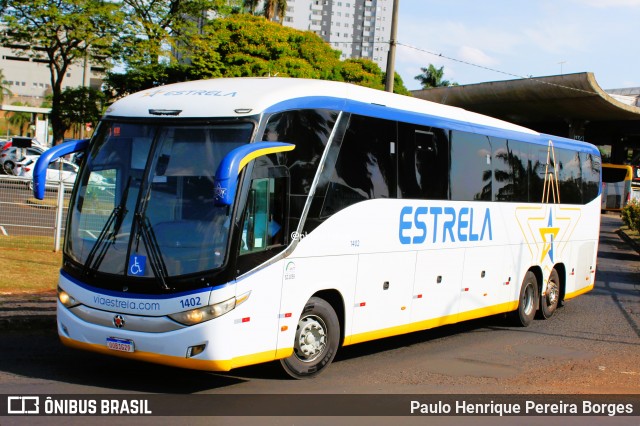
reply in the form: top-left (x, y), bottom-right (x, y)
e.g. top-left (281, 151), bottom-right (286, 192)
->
top-left (264, 0), bottom-right (287, 23)
top-left (8, 102), bottom-right (31, 136)
top-left (0, 69), bottom-right (12, 104)
top-left (414, 64), bottom-right (456, 89)
top-left (243, 0), bottom-right (259, 14)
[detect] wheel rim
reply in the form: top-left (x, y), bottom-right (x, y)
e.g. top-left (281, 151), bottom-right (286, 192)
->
top-left (546, 280), bottom-right (559, 307)
top-left (294, 314), bottom-right (328, 363)
top-left (522, 284), bottom-right (535, 316)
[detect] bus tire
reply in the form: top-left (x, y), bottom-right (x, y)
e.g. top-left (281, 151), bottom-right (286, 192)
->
top-left (280, 297), bottom-right (340, 379)
top-left (512, 271), bottom-right (538, 327)
top-left (539, 269), bottom-right (560, 319)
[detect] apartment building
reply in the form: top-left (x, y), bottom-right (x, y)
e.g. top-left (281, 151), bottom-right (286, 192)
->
top-left (282, 0), bottom-right (393, 70)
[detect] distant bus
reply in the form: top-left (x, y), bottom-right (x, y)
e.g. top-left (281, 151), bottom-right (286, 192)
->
top-left (33, 78), bottom-right (601, 378)
top-left (601, 164), bottom-right (640, 211)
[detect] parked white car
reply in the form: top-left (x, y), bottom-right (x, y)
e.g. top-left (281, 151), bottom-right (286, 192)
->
top-left (17, 155), bottom-right (79, 185)
top-left (17, 155), bottom-right (114, 191)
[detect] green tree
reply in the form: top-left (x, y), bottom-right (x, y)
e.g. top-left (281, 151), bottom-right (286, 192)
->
top-left (243, 0), bottom-right (259, 14)
top-left (104, 62), bottom-right (198, 99)
top-left (58, 86), bottom-right (105, 138)
top-left (7, 102), bottom-right (31, 136)
top-left (0, 69), bottom-right (12, 104)
top-left (186, 14), bottom-right (342, 79)
top-left (414, 64), bottom-right (457, 89)
top-left (106, 15), bottom-right (409, 98)
top-left (263, 0), bottom-right (287, 22)
top-left (119, 0), bottom-right (241, 67)
top-left (2, 0), bottom-right (123, 144)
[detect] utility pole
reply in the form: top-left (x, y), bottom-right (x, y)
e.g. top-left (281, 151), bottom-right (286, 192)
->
top-left (385, 0), bottom-right (399, 92)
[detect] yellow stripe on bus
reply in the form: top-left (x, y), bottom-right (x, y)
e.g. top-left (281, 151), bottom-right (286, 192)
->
top-left (238, 145), bottom-right (295, 173)
top-left (564, 282), bottom-right (594, 301)
top-left (59, 335), bottom-right (287, 372)
top-left (344, 301), bottom-right (519, 346)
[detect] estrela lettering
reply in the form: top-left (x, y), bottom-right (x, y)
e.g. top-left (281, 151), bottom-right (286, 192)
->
top-left (399, 206), bottom-right (492, 244)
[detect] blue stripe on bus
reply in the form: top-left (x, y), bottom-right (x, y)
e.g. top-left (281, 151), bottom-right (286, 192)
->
top-left (60, 269), bottom-right (232, 299)
top-left (264, 96), bottom-right (601, 156)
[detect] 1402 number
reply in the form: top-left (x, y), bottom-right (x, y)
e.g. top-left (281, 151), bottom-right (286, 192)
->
top-left (179, 296), bottom-right (201, 309)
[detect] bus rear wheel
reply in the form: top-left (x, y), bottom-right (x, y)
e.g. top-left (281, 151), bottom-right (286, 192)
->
top-left (280, 297), bottom-right (339, 379)
top-left (512, 271), bottom-right (538, 327)
top-left (539, 269), bottom-right (560, 319)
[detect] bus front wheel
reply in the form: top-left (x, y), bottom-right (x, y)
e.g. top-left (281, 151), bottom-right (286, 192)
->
top-left (539, 269), bottom-right (560, 319)
top-left (280, 297), bottom-right (340, 379)
top-left (512, 271), bottom-right (538, 327)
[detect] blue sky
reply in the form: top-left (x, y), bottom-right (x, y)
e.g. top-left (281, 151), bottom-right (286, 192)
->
top-left (395, 0), bottom-right (640, 91)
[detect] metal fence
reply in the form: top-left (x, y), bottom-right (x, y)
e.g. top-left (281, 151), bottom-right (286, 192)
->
top-left (0, 176), bottom-right (72, 251)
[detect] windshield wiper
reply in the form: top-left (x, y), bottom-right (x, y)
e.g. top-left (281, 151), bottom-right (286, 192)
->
top-left (83, 177), bottom-right (131, 276)
top-left (133, 212), bottom-right (169, 290)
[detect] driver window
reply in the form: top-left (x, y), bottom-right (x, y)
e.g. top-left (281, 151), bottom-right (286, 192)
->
top-left (240, 174), bottom-right (287, 255)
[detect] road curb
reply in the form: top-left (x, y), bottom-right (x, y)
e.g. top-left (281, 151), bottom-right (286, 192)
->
top-left (0, 293), bottom-right (56, 331)
top-left (616, 228), bottom-right (640, 255)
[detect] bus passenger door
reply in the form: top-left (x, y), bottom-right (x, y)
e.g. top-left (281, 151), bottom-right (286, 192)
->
top-left (350, 252), bottom-right (416, 341)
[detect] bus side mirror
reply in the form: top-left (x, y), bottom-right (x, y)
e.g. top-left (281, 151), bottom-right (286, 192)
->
top-left (33, 139), bottom-right (89, 199)
top-left (213, 142), bottom-right (294, 206)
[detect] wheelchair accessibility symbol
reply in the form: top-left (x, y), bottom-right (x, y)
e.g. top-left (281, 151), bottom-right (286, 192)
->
top-left (128, 255), bottom-right (146, 276)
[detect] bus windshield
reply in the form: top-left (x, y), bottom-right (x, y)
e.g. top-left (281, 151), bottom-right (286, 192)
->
top-left (66, 121), bottom-right (253, 280)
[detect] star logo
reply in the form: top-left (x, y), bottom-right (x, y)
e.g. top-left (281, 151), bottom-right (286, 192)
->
top-left (515, 140), bottom-right (580, 273)
top-left (214, 183), bottom-right (227, 200)
top-left (539, 210), bottom-right (559, 263)
top-left (516, 205), bottom-right (581, 271)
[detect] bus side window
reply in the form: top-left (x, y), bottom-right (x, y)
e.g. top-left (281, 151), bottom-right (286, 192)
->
top-left (321, 114), bottom-right (396, 216)
top-left (398, 123), bottom-right (449, 200)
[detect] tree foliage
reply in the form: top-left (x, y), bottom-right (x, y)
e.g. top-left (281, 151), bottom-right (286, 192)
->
top-left (57, 86), bottom-right (105, 137)
top-left (119, 0), bottom-right (238, 67)
top-left (0, 69), bottom-right (12, 103)
top-left (7, 102), bottom-right (31, 136)
top-left (263, 0), bottom-right (287, 22)
top-left (1, 0), bottom-right (124, 144)
top-left (414, 64), bottom-right (457, 89)
top-left (179, 14), bottom-right (409, 93)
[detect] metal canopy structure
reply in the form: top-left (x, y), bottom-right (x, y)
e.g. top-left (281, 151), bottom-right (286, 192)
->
top-left (412, 72), bottom-right (640, 163)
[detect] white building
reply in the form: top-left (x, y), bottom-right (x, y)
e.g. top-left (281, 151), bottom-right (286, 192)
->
top-left (0, 43), bottom-right (104, 105)
top-left (280, 0), bottom-right (393, 70)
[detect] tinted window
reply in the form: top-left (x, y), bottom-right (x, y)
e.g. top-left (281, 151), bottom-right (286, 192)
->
top-left (555, 148), bottom-right (582, 204)
top-left (581, 152), bottom-right (601, 203)
top-left (322, 114), bottom-right (396, 216)
top-left (261, 109), bottom-right (338, 231)
top-left (602, 167), bottom-right (629, 183)
top-left (450, 131), bottom-right (490, 201)
top-left (492, 138), bottom-right (531, 202)
top-left (398, 123), bottom-right (449, 200)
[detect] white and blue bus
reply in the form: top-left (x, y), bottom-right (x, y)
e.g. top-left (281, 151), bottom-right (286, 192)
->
top-left (34, 77), bottom-right (601, 378)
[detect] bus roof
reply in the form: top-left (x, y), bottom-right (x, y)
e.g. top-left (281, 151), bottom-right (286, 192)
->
top-left (106, 77), bottom-right (532, 130)
top-left (105, 77), bottom-right (598, 153)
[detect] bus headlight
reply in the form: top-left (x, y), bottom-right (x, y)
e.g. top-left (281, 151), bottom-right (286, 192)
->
top-left (169, 291), bottom-right (250, 326)
top-left (58, 286), bottom-right (80, 308)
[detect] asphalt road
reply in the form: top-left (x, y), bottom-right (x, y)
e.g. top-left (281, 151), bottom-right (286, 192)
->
top-left (0, 214), bottom-right (638, 425)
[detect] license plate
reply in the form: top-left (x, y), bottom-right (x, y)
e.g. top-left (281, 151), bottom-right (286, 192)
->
top-left (106, 337), bottom-right (135, 353)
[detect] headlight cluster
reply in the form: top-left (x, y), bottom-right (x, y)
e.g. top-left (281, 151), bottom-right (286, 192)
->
top-left (169, 291), bottom-right (250, 326)
top-left (58, 287), bottom-right (80, 308)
